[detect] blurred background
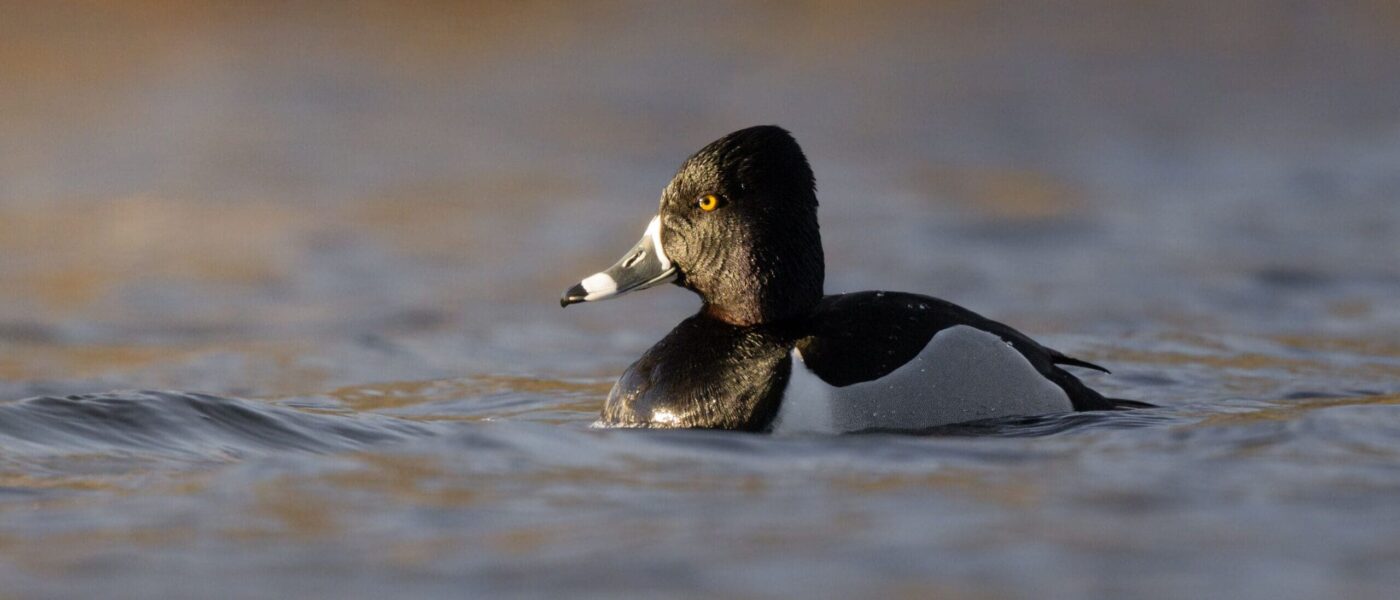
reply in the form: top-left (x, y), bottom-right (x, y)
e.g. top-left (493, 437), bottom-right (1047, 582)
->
top-left (2, 2), bottom-right (1400, 597)
top-left (3, 0), bottom-right (1396, 399)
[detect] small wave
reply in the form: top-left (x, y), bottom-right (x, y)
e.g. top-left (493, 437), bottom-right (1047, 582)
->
top-left (0, 390), bottom-right (440, 459)
top-left (854, 405), bottom-right (1190, 437)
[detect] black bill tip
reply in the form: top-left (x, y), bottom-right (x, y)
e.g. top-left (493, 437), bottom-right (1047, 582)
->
top-left (560, 283), bottom-right (588, 307)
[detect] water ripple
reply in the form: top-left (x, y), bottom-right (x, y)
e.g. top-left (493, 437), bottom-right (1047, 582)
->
top-left (0, 391), bottom-right (440, 460)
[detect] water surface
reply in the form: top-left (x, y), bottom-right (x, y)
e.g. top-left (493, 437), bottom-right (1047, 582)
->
top-left (2, 3), bottom-right (1399, 598)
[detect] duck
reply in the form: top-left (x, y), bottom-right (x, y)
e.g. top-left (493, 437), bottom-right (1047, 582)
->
top-left (561, 125), bottom-right (1147, 432)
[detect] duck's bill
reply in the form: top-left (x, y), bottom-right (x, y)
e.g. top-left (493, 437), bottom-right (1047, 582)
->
top-left (561, 216), bottom-right (676, 307)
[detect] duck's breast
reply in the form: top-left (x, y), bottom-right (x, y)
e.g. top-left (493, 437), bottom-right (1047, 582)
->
top-left (772, 324), bottom-right (1072, 433)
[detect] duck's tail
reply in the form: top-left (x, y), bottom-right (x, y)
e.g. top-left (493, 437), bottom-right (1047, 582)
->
top-left (1048, 365), bottom-right (1155, 411)
top-left (1107, 397), bottom-right (1156, 410)
top-left (1045, 350), bottom-right (1154, 410)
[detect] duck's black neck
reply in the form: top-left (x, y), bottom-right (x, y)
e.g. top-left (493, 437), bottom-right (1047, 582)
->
top-left (696, 219), bottom-right (824, 327)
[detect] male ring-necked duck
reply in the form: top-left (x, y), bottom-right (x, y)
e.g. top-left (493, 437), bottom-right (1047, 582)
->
top-left (562, 125), bottom-right (1146, 432)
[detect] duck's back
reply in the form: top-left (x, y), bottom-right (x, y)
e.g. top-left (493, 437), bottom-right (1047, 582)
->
top-left (775, 324), bottom-right (1070, 432)
top-left (774, 291), bottom-right (1128, 433)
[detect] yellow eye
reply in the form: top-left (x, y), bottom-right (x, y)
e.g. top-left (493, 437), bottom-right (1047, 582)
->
top-left (698, 194), bottom-right (721, 211)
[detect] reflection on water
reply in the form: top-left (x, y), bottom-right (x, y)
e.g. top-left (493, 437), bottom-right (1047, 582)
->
top-left (2, 2), bottom-right (1399, 598)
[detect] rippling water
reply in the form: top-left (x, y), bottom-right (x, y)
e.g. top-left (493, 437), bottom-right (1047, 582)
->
top-left (2, 2), bottom-right (1400, 598)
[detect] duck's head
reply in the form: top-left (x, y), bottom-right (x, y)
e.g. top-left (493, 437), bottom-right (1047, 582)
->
top-left (561, 125), bottom-right (824, 326)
